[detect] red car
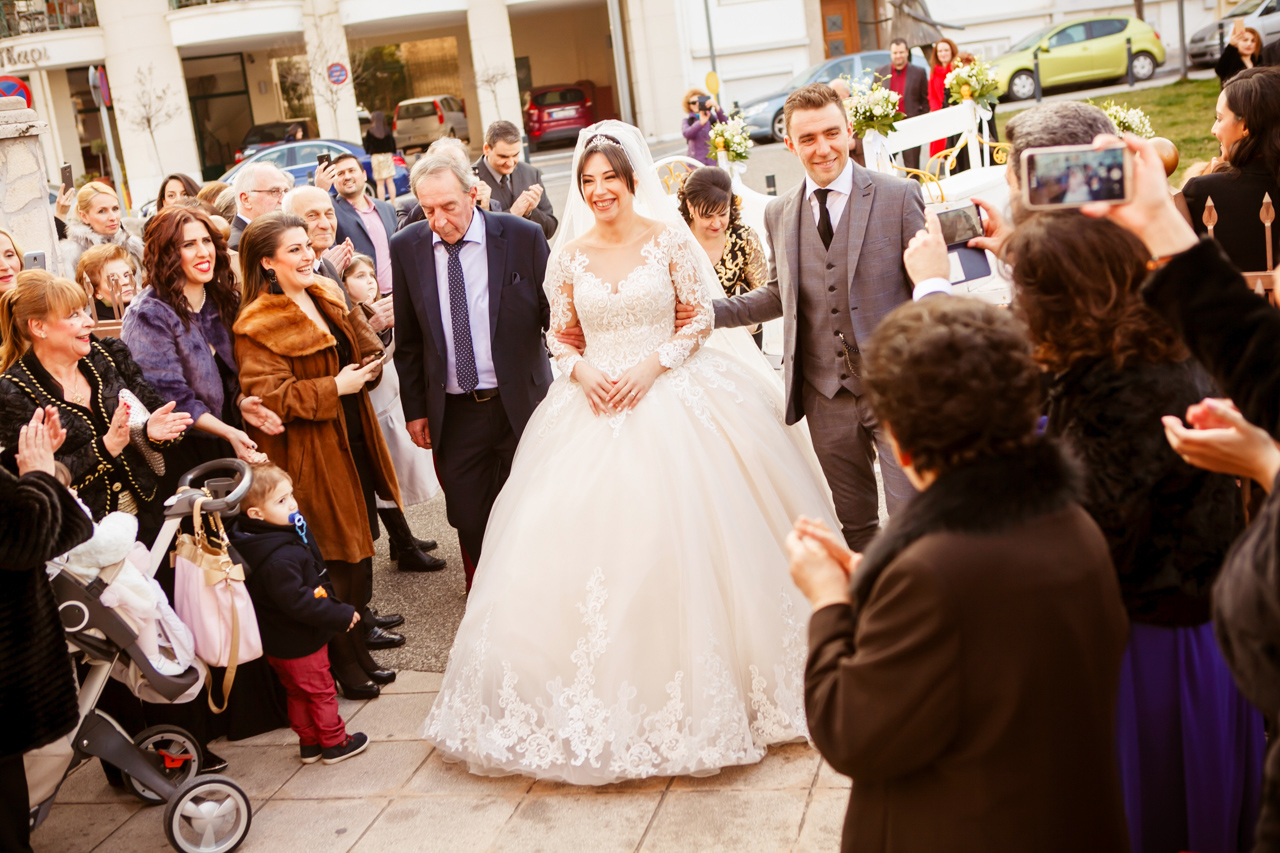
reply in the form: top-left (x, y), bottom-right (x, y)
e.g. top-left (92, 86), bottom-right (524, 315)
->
top-left (524, 83), bottom-right (596, 152)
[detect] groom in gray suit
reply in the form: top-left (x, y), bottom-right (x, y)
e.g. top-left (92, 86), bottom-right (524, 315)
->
top-left (694, 83), bottom-right (948, 550)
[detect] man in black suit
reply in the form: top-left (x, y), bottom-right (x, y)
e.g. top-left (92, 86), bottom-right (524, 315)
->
top-left (332, 153), bottom-right (400, 297)
top-left (391, 149), bottom-right (553, 589)
top-left (473, 120), bottom-right (558, 240)
top-left (875, 38), bottom-right (931, 170)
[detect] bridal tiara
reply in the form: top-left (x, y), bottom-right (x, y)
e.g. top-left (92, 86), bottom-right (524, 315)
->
top-left (585, 134), bottom-right (626, 155)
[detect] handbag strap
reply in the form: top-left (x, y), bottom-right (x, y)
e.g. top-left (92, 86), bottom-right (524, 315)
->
top-left (208, 595), bottom-right (240, 714)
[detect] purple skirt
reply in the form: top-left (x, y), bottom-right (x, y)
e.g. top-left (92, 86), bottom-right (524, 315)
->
top-left (1115, 621), bottom-right (1266, 853)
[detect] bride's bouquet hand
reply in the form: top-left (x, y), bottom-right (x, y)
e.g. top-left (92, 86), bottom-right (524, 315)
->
top-left (606, 355), bottom-right (662, 412)
top-left (573, 362), bottom-right (617, 416)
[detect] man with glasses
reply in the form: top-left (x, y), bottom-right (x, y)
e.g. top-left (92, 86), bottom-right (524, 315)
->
top-left (228, 162), bottom-right (291, 249)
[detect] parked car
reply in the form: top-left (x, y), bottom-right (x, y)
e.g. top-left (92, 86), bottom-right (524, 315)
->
top-left (1188, 0), bottom-right (1280, 65)
top-left (393, 95), bottom-right (469, 152)
top-left (991, 16), bottom-right (1166, 101)
top-left (739, 49), bottom-right (930, 142)
top-left (524, 83), bottom-right (596, 152)
top-left (235, 119), bottom-right (318, 163)
top-left (218, 139), bottom-right (411, 200)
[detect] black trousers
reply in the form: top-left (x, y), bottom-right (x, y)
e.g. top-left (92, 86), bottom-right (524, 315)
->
top-left (435, 393), bottom-right (518, 582)
top-left (0, 752), bottom-right (32, 853)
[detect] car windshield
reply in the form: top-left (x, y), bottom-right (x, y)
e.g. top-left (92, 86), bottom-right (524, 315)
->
top-left (1009, 24), bottom-right (1056, 51)
top-left (784, 61), bottom-right (829, 89)
top-left (398, 101), bottom-right (438, 119)
top-left (1224, 0), bottom-right (1267, 16)
top-left (533, 88), bottom-right (585, 106)
top-left (243, 124), bottom-right (289, 145)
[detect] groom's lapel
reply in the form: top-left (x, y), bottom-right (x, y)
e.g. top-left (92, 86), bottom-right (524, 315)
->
top-left (843, 163), bottom-right (875, 289)
top-left (782, 182), bottom-right (804, 295)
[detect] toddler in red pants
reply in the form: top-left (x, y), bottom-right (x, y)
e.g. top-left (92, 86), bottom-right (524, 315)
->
top-left (230, 463), bottom-right (369, 765)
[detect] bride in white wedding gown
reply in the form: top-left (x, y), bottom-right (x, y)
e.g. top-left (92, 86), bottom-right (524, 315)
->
top-left (423, 122), bottom-right (840, 785)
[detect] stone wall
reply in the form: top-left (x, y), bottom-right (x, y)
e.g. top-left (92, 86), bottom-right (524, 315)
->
top-left (0, 96), bottom-right (61, 276)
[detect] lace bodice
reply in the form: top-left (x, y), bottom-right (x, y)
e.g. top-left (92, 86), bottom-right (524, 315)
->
top-left (545, 225), bottom-right (714, 378)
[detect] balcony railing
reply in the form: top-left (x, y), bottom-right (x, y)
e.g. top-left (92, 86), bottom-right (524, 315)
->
top-left (169, 0), bottom-right (247, 9)
top-left (0, 0), bottom-right (97, 38)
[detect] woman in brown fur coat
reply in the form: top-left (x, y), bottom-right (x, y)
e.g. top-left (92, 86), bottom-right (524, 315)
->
top-left (232, 212), bottom-right (402, 698)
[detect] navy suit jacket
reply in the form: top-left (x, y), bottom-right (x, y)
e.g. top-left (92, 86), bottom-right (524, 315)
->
top-left (334, 194), bottom-right (399, 262)
top-left (390, 209), bottom-right (553, 450)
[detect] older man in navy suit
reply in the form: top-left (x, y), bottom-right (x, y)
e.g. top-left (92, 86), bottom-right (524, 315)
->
top-left (390, 150), bottom-right (553, 588)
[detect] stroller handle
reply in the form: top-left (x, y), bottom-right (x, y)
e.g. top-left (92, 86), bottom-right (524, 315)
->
top-left (175, 458), bottom-right (252, 514)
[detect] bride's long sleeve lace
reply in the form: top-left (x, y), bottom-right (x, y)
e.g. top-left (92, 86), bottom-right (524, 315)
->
top-left (545, 250), bottom-right (585, 377)
top-left (657, 232), bottom-right (714, 370)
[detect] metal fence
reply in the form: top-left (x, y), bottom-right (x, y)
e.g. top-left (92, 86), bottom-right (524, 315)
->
top-left (169, 0), bottom-right (243, 8)
top-left (0, 0), bottom-right (97, 38)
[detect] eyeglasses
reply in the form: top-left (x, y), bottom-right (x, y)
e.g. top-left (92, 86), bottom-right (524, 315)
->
top-left (251, 188), bottom-right (287, 198)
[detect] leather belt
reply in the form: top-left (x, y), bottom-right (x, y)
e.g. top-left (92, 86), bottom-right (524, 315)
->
top-left (450, 388), bottom-right (500, 402)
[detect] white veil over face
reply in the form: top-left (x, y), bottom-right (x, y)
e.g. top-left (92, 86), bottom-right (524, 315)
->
top-left (550, 120), bottom-right (785, 392)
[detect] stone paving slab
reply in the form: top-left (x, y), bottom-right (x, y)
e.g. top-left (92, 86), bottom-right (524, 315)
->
top-left (34, 662), bottom-right (853, 852)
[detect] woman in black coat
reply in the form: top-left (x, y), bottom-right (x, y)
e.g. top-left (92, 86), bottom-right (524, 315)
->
top-left (0, 272), bottom-right (190, 544)
top-left (1214, 25), bottom-right (1274, 86)
top-left (0, 408), bottom-right (94, 853)
top-left (1181, 67), bottom-right (1280, 273)
top-left (1006, 212), bottom-right (1261, 853)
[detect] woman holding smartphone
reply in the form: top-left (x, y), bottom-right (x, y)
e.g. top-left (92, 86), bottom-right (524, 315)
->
top-left (1215, 22), bottom-right (1272, 86)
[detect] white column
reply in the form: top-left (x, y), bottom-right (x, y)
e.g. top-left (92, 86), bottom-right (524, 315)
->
top-left (302, 0), bottom-right (361, 142)
top-left (0, 97), bottom-right (65, 275)
top-left (39, 70), bottom-right (87, 185)
top-left (623, 0), bottom-right (689, 140)
top-left (466, 0), bottom-right (524, 136)
top-left (26, 71), bottom-right (59, 184)
top-left (96, 0), bottom-right (201, 211)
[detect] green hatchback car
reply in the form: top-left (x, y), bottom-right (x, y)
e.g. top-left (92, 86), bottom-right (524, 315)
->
top-left (992, 16), bottom-right (1167, 100)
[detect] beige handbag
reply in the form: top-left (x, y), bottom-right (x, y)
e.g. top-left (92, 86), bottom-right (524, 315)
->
top-left (171, 497), bottom-right (263, 713)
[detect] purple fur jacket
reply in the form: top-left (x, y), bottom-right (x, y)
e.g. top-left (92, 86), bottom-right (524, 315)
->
top-left (121, 287), bottom-right (238, 426)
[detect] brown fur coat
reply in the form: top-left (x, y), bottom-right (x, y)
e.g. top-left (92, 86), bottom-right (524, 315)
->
top-left (233, 282), bottom-right (401, 563)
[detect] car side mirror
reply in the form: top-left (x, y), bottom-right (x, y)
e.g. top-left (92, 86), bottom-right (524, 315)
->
top-left (1038, 41), bottom-right (1051, 52)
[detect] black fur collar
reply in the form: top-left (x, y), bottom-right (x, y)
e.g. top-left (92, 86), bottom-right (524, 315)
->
top-left (851, 440), bottom-right (1082, 619)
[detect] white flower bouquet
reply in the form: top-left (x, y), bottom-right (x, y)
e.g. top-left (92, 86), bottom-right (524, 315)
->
top-left (842, 77), bottom-right (906, 138)
top-left (708, 117), bottom-right (755, 162)
top-left (944, 60), bottom-right (1000, 112)
top-left (1096, 100), bottom-right (1155, 139)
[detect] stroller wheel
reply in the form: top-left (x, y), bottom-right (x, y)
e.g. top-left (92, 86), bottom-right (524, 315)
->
top-left (122, 725), bottom-right (202, 804)
top-left (164, 775), bottom-right (252, 853)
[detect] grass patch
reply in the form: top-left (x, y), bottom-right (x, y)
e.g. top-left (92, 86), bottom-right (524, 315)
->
top-left (994, 78), bottom-right (1220, 184)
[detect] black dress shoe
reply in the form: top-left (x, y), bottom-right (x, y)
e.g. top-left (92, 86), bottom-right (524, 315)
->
top-left (389, 537), bottom-right (439, 559)
top-left (364, 626), bottom-right (406, 649)
top-left (333, 673), bottom-right (380, 700)
top-left (366, 668), bottom-right (396, 685)
top-left (201, 750), bottom-right (229, 774)
top-left (369, 611), bottom-right (404, 630)
top-left (397, 548), bottom-right (447, 573)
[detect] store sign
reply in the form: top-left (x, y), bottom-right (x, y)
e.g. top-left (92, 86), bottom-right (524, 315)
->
top-left (327, 62), bottom-right (348, 86)
top-left (0, 46), bottom-right (48, 70)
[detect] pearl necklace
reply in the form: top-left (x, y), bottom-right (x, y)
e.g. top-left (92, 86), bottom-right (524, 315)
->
top-left (188, 286), bottom-right (207, 314)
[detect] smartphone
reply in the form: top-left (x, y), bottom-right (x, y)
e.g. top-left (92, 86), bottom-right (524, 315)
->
top-left (22, 251), bottom-right (45, 270)
top-left (471, 166), bottom-right (480, 177)
top-left (1021, 144), bottom-right (1133, 210)
top-left (316, 153), bottom-right (331, 170)
top-left (934, 204), bottom-right (984, 247)
top-left (60, 162), bottom-right (73, 191)
top-left (1232, 17), bottom-right (1245, 36)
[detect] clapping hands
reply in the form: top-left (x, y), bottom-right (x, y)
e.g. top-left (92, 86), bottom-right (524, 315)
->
top-left (1164, 398), bottom-right (1280, 492)
top-left (15, 407), bottom-right (66, 477)
top-left (509, 184), bottom-right (544, 218)
top-left (786, 516), bottom-right (859, 612)
top-left (147, 401), bottom-right (193, 442)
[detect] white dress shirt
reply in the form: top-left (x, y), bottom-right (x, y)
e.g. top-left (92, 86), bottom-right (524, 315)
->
top-left (804, 158), bottom-right (952, 301)
top-left (433, 209), bottom-right (499, 394)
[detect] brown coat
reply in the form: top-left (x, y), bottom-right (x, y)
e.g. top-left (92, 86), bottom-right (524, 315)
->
top-left (233, 282), bottom-right (402, 563)
top-left (806, 442), bottom-right (1130, 853)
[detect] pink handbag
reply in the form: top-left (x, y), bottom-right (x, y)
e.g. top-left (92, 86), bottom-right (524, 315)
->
top-left (172, 497), bottom-right (263, 712)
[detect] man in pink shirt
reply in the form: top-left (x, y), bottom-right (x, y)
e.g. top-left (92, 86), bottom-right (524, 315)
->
top-left (331, 153), bottom-right (400, 296)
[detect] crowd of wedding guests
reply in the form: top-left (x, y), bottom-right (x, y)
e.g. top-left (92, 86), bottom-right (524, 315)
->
top-left (3, 60), bottom-right (1280, 852)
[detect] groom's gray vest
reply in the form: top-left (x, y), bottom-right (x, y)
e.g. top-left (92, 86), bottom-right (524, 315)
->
top-left (796, 199), bottom-right (862, 398)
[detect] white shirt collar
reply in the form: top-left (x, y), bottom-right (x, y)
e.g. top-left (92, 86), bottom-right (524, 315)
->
top-left (432, 206), bottom-right (487, 249)
top-left (804, 157), bottom-right (855, 201)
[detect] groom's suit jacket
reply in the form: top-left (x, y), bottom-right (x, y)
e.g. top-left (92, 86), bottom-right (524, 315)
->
top-left (713, 161), bottom-right (925, 424)
top-left (390, 209), bottom-right (553, 450)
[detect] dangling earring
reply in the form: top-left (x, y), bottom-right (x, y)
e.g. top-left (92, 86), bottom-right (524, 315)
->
top-left (264, 268), bottom-right (279, 284)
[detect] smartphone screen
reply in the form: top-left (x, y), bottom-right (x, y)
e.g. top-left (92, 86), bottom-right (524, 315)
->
top-left (1022, 144), bottom-right (1132, 210)
top-left (935, 205), bottom-right (983, 246)
top-left (60, 163), bottom-right (73, 191)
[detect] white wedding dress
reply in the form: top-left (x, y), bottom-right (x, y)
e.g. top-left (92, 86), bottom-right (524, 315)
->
top-left (423, 124), bottom-right (839, 785)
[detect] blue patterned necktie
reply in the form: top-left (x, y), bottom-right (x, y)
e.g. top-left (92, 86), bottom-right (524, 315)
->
top-left (443, 240), bottom-right (479, 393)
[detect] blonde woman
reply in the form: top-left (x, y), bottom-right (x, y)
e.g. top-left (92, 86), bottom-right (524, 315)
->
top-left (58, 180), bottom-right (144, 276)
top-left (0, 226), bottom-right (23, 297)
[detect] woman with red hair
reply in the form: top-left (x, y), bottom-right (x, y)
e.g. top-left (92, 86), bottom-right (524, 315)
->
top-left (927, 38), bottom-right (960, 161)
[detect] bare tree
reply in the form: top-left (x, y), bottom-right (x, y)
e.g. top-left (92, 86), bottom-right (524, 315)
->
top-left (300, 24), bottom-right (368, 133)
top-left (121, 65), bottom-right (181, 173)
top-left (474, 66), bottom-right (514, 120)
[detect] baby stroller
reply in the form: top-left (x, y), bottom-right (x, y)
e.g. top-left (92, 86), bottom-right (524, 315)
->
top-left (28, 459), bottom-right (256, 853)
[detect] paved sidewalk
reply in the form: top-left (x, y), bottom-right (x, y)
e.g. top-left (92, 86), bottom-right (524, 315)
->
top-left (32, 671), bottom-right (851, 853)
